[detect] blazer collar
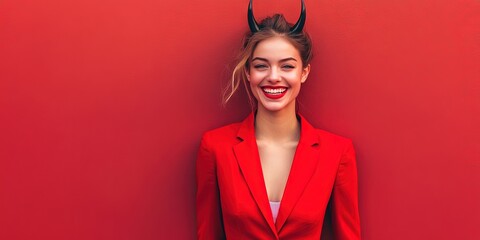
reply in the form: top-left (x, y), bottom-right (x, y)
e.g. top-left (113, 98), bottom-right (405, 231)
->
top-left (233, 112), bottom-right (321, 234)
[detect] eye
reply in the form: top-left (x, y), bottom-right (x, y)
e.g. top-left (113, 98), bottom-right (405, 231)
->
top-left (282, 65), bottom-right (295, 69)
top-left (253, 64), bottom-right (268, 69)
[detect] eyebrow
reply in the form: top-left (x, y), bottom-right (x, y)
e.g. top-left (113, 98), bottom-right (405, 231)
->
top-left (251, 57), bottom-right (298, 62)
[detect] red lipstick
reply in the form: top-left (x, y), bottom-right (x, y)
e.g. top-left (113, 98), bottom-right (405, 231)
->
top-left (261, 86), bottom-right (288, 99)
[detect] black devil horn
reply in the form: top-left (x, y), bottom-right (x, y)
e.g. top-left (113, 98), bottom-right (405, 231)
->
top-left (247, 0), bottom-right (306, 34)
top-left (290, 0), bottom-right (306, 34)
top-left (248, 0), bottom-right (260, 33)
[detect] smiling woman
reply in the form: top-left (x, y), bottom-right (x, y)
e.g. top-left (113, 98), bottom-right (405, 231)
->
top-left (195, 1), bottom-right (361, 239)
top-left (247, 36), bottom-right (310, 113)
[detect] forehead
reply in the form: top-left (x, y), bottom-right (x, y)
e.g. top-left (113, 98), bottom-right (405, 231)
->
top-left (252, 36), bottom-right (300, 60)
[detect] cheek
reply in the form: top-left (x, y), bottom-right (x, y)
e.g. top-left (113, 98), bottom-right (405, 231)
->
top-left (248, 72), bottom-right (263, 86)
top-left (290, 84), bottom-right (302, 98)
top-left (288, 76), bottom-right (303, 95)
top-left (287, 72), bottom-right (303, 86)
top-left (248, 79), bottom-right (260, 99)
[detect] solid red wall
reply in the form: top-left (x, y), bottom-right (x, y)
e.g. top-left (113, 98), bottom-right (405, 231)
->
top-left (1, 0), bottom-right (479, 239)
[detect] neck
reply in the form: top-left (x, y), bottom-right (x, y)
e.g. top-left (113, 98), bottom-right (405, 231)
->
top-left (254, 103), bottom-right (300, 143)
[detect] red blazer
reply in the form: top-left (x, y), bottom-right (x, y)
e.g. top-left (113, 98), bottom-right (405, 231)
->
top-left (196, 112), bottom-right (361, 240)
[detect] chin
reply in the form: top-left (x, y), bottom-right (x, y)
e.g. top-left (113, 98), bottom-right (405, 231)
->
top-left (253, 90), bottom-right (297, 113)
top-left (258, 100), bottom-right (294, 113)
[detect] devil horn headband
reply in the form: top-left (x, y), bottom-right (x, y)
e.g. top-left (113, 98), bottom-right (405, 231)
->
top-left (248, 0), bottom-right (306, 34)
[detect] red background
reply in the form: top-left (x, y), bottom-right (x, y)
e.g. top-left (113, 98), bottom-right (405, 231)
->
top-left (1, 0), bottom-right (479, 239)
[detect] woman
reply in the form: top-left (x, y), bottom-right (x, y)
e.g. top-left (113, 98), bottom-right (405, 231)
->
top-left (196, 1), bottom-right (361, 239)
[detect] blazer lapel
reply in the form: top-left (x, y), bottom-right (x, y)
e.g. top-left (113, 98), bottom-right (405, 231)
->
top-left (233, 113), bottom-right (278, 236)
top-left (275, 114), bottom-right (321, 232)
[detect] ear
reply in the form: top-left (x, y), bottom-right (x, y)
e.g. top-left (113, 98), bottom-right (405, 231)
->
top-left (244, 67), bottom-right (251, 82)
top-left (301, 64), bottom-right (311, 83)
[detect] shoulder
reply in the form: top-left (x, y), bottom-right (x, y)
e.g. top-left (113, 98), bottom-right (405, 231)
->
top-left (315, 128), bottom-right (354, 156)
top-left (201, 112), bottom-right (255, 143)
top-left (315, 128), bottom-right (352, 145)
top-left (300, 114), bottom-right (353, 152)
top-left (200, 122), bottom-right (242, 145)
top-left (299, 113), bottom-right (353, 149)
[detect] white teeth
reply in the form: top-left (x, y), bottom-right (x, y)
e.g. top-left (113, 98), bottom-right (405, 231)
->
top-left (263, 88), bottom-right (286, 94)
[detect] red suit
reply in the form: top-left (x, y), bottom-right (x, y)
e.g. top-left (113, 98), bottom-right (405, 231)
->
top-left (196, 112), bottom-right (361, 239)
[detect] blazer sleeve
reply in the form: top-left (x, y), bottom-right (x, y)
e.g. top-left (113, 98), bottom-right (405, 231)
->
top-left (330, 140), bottom-right (361, 240)
top-left (195, 133), bottom-right (226, 240)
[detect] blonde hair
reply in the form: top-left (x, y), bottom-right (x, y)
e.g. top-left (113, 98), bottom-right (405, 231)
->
top-left (223, 14), bottom-right (313, 107)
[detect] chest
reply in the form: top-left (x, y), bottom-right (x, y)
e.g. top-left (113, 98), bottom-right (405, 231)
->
top-left (256, 141), bottom-right (298, 202)
top-left (215, 137), bottom-right (342, 229)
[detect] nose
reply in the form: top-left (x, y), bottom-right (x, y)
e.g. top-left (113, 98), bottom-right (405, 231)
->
top-left (267, 67), bottom-right (281, 83)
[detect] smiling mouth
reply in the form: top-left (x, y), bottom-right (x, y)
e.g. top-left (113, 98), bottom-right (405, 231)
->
top-left (262, 87), bottom-right (287, 94)
top-left (261, 87), bottom-right (288, 99)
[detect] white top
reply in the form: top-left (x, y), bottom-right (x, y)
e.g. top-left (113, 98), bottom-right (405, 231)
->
top-left (269, 201), bottom-right (281, 223)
